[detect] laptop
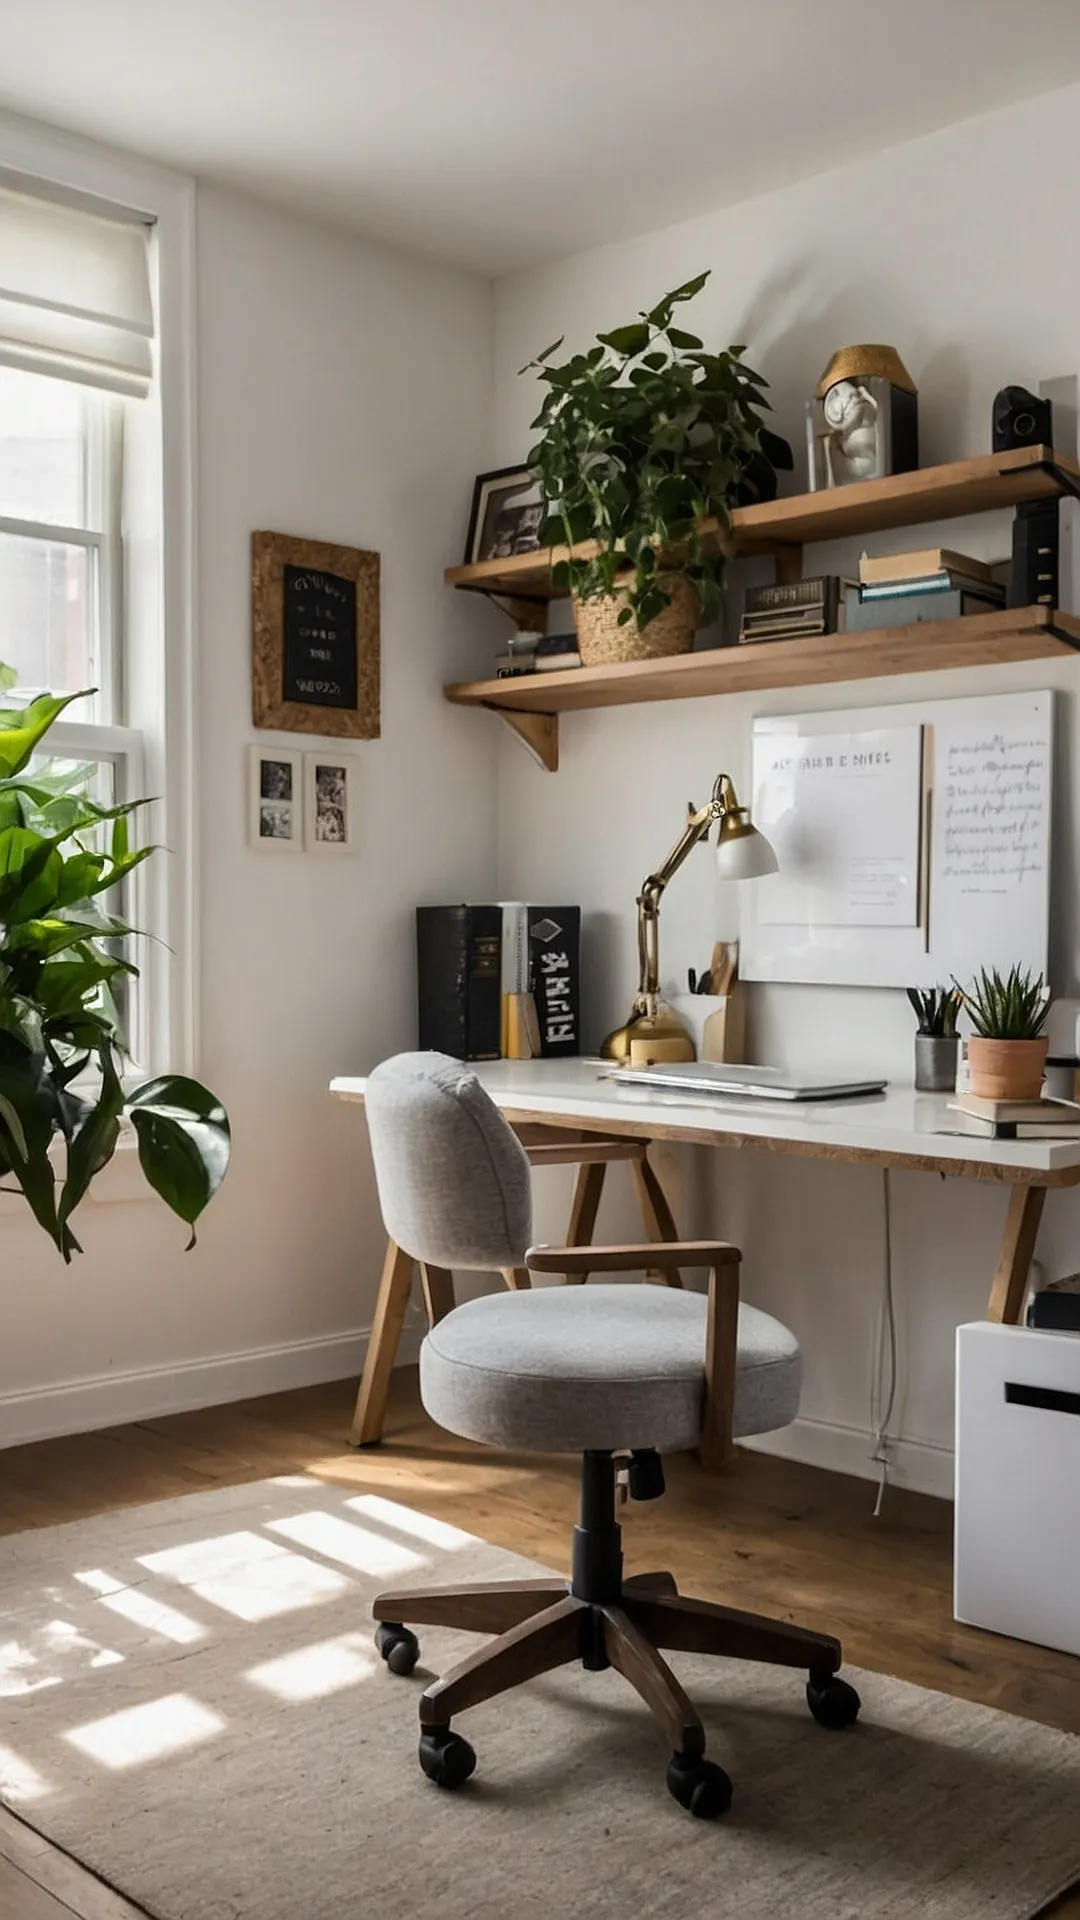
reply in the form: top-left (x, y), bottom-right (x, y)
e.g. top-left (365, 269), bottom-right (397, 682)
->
top-left (599, 1061), bottom-right (887, 1102)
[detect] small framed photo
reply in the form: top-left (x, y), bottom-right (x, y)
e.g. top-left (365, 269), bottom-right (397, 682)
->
top-left (304, 750), bottom-right (358, 853)
top-left (249, 745), bottom-right (303, 850)
top-left (464, 466), bottom-right (545, 565)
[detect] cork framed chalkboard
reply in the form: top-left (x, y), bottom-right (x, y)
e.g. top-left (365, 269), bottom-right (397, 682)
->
top-left (252, 532), bottom-right (380, 738)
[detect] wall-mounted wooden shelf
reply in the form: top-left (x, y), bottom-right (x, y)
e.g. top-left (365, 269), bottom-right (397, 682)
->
top-left (445, 606), bottom-right (1080, 771)
top-left (444, 444), bottom-right (1080, 769)
top-left (444, 445), bottom-right (1080, 600)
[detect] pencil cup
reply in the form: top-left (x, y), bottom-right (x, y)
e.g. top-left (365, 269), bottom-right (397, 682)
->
top-left (667, 990), bottom-right (745, 1064)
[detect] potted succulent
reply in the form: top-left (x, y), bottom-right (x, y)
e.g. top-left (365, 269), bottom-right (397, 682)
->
top-left (954, 965), bottom-right (1050, 1101)
top-left (0, 680), bottom-right (230, 1260)
top-left (907, 985), bottom-right (961, 1092)
top-left (522, 270), bottom-right (791, 665)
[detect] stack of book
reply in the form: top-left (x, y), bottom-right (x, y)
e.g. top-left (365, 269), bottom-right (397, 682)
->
top-left (948, 1093), bottom-right (1080, 1139)
top-left (738, 577), bottom-right (841, 645)
top-left (847, 548), bottom-right (1005, 632)
top-left (494, 631), bottom-right (580, 676)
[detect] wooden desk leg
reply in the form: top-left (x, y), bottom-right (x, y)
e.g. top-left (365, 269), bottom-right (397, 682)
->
top-left (349, 1238), bottom-right (415, 1447)
top-left (419, 1263), bottom-right (455, 1327)
top-left (631, 1152), bottom-right (684, 1290)
top-left (987, 1184), bottom-right (1046, 1324)
top-left (502, 1267), bottom-right (532, 1290)
top-left (564, 1159), bottom-right (607, 1284)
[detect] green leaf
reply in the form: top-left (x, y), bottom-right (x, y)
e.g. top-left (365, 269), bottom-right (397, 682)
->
top-left (0, 662), bottom-right (17, 694)
top-left (667, 327), bottom-right (704, 349)
top-left (0, 692), bottom-right (87, 779)
top-left (127, 1075), bottom-right (232, 1243)
top-left (57, 1046), bottom-right (126, 1234)
top-left (0, 1035), bottom-right (66, 1254)
top-left (595, 323), bottom-right (651, 357)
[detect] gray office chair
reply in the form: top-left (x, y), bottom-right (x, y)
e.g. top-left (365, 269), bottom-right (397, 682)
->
top-left (365, 1051), bottom-right (859, 1818)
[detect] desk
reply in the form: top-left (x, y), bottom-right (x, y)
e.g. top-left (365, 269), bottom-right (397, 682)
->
top-left (331, 1060), bottom-right (1080, 1442)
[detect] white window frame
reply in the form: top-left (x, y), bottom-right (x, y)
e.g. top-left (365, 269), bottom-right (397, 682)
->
top-left (0, 109), bottom-right (197, 1081)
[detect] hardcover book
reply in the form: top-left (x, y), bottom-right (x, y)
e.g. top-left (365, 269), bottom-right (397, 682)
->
top-left (416, 905), bottom-right (502, 1059)
top-left (500, 904), bottom-right (581, 1056)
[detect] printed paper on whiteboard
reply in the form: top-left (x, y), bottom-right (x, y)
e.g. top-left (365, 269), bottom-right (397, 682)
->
top-left (753, 726), bottom-right (924, 928)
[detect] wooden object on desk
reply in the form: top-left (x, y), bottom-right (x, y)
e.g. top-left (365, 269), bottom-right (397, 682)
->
top-left (346, 1128), bottom-right (684, 1447)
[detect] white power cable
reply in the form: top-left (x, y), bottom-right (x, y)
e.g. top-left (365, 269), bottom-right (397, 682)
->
top-left (869, 1166), bottom-right (898, 1519)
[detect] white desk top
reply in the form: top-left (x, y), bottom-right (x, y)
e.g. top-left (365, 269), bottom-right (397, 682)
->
top-left (330, 1059), bottom-right (1080, 1182)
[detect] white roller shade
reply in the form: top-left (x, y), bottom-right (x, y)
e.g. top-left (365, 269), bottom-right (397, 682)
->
top-left (0, 181), bottom-right (154, 397)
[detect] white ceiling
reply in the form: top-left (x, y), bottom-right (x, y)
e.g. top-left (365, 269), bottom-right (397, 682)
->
top-left (4, 0), bottom-right (1080, 276)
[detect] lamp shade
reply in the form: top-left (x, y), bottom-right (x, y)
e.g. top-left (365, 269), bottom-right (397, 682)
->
top-left (715, 811), bottom-right (778, 880)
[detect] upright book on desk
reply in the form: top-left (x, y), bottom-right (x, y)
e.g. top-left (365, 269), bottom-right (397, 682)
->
top-left (416, 905), bottom-right (502, 1059)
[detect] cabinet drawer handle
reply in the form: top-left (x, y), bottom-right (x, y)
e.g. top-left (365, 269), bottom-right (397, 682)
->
top-left (1005, 1381), bottom-right (1080, 1417)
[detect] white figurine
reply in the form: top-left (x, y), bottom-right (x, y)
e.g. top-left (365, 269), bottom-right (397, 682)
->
top-left (822, 378), bottom-right (880, 485)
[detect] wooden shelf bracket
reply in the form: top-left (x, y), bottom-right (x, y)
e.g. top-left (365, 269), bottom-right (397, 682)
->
top-left (495, 707), bottom-right (559, 771)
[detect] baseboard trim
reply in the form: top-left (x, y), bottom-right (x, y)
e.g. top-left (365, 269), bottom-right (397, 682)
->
top-left (0, 1321), bottom-right (425, 1451)
top-left (742, 1415), bottom-right (955, 1502)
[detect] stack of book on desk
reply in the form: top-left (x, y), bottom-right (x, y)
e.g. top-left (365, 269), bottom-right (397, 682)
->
top-left (846, 547), bottom-right (1005, 632)
top-left (738, 576), bottom-right (842, 645)
top-left (948, 1093), bottom-right (1080, 1139)
top-left (494, 632), bottom-right (580, 676)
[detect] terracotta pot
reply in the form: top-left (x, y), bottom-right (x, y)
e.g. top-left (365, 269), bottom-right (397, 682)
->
top-left (967, 1036), bottom-right (1048, 1101)
top-left (573, 574), bottom-right (699, 665)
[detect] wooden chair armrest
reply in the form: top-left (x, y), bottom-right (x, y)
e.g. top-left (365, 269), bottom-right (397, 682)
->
top-left (525, 1241), bottom-right (741, 1275)
top-left (525, 1140), bottom-right (645, 1168)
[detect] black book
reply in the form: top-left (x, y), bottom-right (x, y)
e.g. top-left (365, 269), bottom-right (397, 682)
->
top-left (416, 905), bottom-right (502, 1060)
top-left (527, 906), bottom-right (581, 1056)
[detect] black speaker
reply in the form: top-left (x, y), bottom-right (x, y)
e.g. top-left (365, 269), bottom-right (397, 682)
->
top-left (992, 384), bottom-right (1053, 453)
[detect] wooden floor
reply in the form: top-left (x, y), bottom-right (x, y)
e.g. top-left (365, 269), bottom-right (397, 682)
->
top-left (1, 1369), bottom-right (1078, 1918)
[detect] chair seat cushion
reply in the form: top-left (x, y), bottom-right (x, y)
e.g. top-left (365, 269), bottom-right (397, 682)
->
top-left (419, 1284), bottom-right (800, 1455)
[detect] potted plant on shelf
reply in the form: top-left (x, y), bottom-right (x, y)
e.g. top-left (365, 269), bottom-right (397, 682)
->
top-left (0, 680), bottom-right (230, 1260)
top-left (907, 985), bottom-right (962, 1092)
top-left (954, 965), bottom-right (1050, 1101)
top-left (521, 270), bottom-right (791, 666)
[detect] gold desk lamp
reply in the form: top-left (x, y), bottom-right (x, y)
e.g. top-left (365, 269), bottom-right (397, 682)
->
top-left (601, 774), bottom-right (778, 1064)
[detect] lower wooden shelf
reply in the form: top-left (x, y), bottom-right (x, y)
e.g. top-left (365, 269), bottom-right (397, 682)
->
top-left (443, 605), bottom-right (1080, 770)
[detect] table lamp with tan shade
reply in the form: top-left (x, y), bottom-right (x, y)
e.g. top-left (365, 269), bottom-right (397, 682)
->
top-left (600, 773), bottom-right (778, 1065)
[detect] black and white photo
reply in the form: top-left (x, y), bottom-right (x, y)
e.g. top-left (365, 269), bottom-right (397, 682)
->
top-left (248, 745), bottom-right (302, 850)
top-left (464, 466), bottom-right (545, 565)
top-left (305, 750), bottom-right (357, 853)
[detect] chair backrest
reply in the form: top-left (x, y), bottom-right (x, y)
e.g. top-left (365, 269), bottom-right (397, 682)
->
top-left (365, 1052), bottom-right (532, 1271)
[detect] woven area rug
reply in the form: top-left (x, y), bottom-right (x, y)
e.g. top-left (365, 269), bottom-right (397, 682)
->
top-left (1, 1475), bottom-right (1078, 1920)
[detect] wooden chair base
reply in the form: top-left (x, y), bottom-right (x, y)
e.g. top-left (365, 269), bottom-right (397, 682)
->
top-left (373, 1571), bottom-right (845, 1754)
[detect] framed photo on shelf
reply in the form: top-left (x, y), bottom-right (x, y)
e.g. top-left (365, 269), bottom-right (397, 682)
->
top-left (464, 466), bottom-right (545, 565)
top-left (248, 745), bottom-right (303, 851)
top-left (304, 749), bottom-right (358, 853)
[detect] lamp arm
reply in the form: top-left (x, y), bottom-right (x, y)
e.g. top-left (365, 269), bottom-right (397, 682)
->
top-left (634, 774), bottom-right (740, 1004)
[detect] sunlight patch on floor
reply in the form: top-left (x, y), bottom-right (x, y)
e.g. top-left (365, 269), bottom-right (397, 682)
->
top-left (0, 1742), bottom-right (52, 1802)
top-left (347, 1494), bottom-right (473, 1551)
top-left (264, 1511), bottom-right (427, 1579)
top-left (74, 1569), bottom-right (205, 1645)
top-left (137, 1530), bottom-right (348, 1623)
top-left (245, 1632), bottom-right (376, 1702)
top-left (63, 1693), bottom-right (224, 1770)
top-left (0, 1621), bottom-right (123, 1698)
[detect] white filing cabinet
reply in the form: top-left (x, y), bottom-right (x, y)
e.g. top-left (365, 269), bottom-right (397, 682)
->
top-left (955, 1320), bottom-right (1080, 1656)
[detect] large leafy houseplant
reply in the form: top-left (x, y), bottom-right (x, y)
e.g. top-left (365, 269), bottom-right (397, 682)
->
top-left (0, 681), bottom-right (230, 1260)
top-left (522, 269), bottom-right (790, 634)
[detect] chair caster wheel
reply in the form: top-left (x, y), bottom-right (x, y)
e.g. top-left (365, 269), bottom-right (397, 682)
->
top-left (806, 1673), bottom-right (861, 1729)
top-left (665, 1752), bottom-right (733, 1819)
top-left (374, 1622), bottom-right (419, 1676)
top-left (419, 1727), bottom-right (476, 1789)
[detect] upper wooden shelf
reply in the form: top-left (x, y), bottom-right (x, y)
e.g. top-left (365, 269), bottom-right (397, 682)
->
top-left (445, 445), bottom-right (1080, 599)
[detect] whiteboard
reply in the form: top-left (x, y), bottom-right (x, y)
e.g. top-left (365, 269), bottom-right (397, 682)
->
top-left (741, 690), bottom-right (1052, 988)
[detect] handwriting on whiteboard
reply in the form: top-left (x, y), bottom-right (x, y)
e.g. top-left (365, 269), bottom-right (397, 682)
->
top-left (939, 730), bottom-right (1047, 892)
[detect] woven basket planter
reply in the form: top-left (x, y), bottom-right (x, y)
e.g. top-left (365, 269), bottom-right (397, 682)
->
top-left (572, 574), bottom-right (699, 666)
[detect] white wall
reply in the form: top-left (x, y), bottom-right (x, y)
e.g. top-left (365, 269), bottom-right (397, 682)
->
top-left (1, 177), bottom-right (497, 1445)
top-left (491, 83), bottom-right (1080, 1497)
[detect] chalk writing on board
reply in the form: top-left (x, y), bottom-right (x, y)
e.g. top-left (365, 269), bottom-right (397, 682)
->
top-left (282, 565), bottom-right (358, 709)
top-left (939, 730), bottom-right (1047, 893)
